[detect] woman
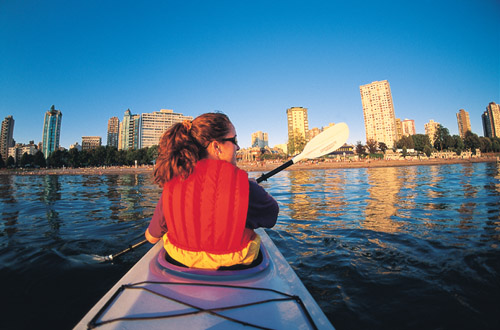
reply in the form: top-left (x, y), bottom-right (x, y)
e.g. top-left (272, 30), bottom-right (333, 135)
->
top-left (145, 113), bottom-right (279, 270)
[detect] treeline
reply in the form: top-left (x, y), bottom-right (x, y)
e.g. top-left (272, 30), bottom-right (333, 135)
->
top-left (356, 125), bottom-right (500, 156)
top-left (0, 145), bottom-right (159, 169)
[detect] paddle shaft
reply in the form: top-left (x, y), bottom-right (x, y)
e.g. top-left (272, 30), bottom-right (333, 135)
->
top-left (256, 159), bottom-right (293, 183)
top-left (105, 239), bottom-right (149, 261)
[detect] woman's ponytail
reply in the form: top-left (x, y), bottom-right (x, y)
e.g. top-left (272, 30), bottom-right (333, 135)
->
top-left (154, 112), bottom-right (231, 186)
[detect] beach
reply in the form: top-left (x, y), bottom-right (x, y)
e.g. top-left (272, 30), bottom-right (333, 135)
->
top-left (2, 156), bottom-right (497, 176)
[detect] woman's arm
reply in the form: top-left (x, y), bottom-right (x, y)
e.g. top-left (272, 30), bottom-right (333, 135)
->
top-left (145, 192), bottom-right (168, 243)
top-left (246, 180), bottom-right (279, 229)
top-left (145, 228), bottom-right (161, 244)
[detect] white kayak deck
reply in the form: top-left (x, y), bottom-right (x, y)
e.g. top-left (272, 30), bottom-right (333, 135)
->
top-left (74, 228), bottom-right (334, 329)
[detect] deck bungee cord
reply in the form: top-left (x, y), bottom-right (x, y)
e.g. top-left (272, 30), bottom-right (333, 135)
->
top-left (87, 281), bottom-right (318, 330)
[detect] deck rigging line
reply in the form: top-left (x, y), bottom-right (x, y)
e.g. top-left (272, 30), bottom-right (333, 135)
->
top-left (88, 281), bottom-right (319, 330)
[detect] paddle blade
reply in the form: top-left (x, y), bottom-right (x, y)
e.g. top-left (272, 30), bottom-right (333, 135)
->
top-left (293, 122), bottom-right (349, 163)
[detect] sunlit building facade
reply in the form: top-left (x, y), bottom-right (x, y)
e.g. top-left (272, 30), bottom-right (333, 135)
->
top-left (42, 106), bottom-right (62, 158)
top-left (482, 102), bottom-right (500, 138)
top-left (119, 109), bottom-right (141, 150)
top-left (1, 115), bottom-right (15, 162)
top-left (82, 136), bottom-right (102, 150)
top-left (140, 109), bottom-right (193, 149)
top-left (360, 80), bottom-right (397, 148)
top-left (402, 119), bottom-right (416, 136)
top-left (251, 131), bottom-right (269, 148)
top-left (107, 117), bottom-right (120, 148)
top-left (287, 106), bottom-right (309, 143)
top-left (456, 109), bottom-right (471, 138)
top-left (425, 119), bottom-right (440, 144)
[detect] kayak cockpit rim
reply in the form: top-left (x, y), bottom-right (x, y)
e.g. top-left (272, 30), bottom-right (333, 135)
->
top-left (153, 241), bottom-right (271, 279)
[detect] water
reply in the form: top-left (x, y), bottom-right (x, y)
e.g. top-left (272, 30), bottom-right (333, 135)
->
top-left (1, 162), bottom-right (499, 329)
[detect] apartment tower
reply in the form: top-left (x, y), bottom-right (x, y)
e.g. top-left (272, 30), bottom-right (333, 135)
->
top-left (107, 117), bottom-right (120, 148)
top-left (425, 119), bottom-right (440, 144)
top-left (456, 109), bottom-right (471, 138)
top-left (482, 102), bottom-right (500, 138)
top-left (119, 109), bottom-right (141, 150)
top-left (82, 136), bottom-right (102, 150)
top-left (402, 119), bottom-right (416, 136)
top-left (287, 106), bottom-right (309, 146)
top-left (251, 131), bottom-right (269, 148)
top-left (42, 106), bottom-right (62, 158)
top-left (1, 116), bottom-right (15, 162)
top-left (360, 80), bottom-right (397, 148)
top-left (140, 109), bottom-right (193, 149)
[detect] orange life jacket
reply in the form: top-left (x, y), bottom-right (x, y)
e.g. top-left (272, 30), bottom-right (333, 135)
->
top-left (161, 159), bottom-right (260, 269)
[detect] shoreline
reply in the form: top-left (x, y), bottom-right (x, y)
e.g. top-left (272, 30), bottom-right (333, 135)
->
top-left (1, 156), bottom-right (498, 176)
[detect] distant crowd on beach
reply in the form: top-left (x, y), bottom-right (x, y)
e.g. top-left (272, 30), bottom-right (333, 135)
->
top-left (1, 154), bottom-right (498, 176)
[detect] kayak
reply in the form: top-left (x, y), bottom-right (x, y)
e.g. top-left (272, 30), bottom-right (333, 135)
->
top-left (74, 228), bottom-right (334, 329)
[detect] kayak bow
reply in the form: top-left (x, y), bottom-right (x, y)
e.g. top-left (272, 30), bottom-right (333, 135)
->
top-left (74, 229), bottom-right (334, 329)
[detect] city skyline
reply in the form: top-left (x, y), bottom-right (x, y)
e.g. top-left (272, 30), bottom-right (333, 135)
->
top-left (2, 98), bottom-right (499, 152)
top-left (1, 1), bottom-right (498, 149)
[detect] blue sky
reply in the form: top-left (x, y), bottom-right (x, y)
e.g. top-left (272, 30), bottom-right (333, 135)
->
top-left (1, 0), bottom-right (498, 149)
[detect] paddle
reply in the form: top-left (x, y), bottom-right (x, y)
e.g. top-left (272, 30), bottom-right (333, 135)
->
top-left (256, 122), bottom-right (349, 183)
top-left (101, 239), bottom-right (149, 261)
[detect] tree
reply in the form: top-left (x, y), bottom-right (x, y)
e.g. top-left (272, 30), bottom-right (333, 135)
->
top-left (452, 135), bottom-right (464, 155)
top-left (33, 151), bottom-right (46, 168)
top-left (464, 131), bottom-right (481, 154)
top-left (7, 156), bottom-right (15, 168)
top-left (287, 129), bottom-right (306, 156)
top-left (68, 148), bottom-right (80, 168)
top-left (20, 152), bottom-right (35, 167)
top-left (424, 145), bottom-right (432, 157)
top-left (492, 138), bottom-right (500, 153)
top-left (479, 137), bottom-right (492, 153)
top-left (412, 134), bottom-right (431, 152)
top-left (366, 139), bottom-right (378, 154)
top-left (433, 125), bottom-right (451, 151)
top-left (0, 154), bottom-right (5, 168)
top-left (105, 147), bottom-right (118, 166)
top-left (355, 141), bottom-right (366, 156)
top-left (47, 149), bottom-right (68, 168)
top-left (146, 145), bottom-right (159, 165)
top-left (378, 142), bottom-right (388, 153)
top-left (396, 135), bottom-right (415, 150)
top-left (92, 146), bottom-right (107, 166)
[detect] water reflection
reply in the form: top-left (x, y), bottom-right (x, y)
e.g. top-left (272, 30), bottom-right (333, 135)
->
top-left (457, 164), bottom-right (478, 226)
top-left (105, 175), bottom-right (122, 221)
top-left (287, 170), bottom-right (325, 221)
top-left (321, 171), bottom-right (348, 220)
top-left (363, 167), bottom-right (402, 233)
top-left (40, 175), bottom-right (62, 237)
top-left (0, 175), bottom-right (19, 236)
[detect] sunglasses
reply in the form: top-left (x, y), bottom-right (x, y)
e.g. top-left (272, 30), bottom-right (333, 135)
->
top-left (220, 136), bottom-right (239, 147)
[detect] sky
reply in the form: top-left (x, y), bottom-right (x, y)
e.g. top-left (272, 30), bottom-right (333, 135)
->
top-left (1, 0), bottom-right (499, 149)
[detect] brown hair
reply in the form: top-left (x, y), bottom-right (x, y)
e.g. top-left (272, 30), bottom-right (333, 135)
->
top-left (154, 112), bottom-right (232, 186)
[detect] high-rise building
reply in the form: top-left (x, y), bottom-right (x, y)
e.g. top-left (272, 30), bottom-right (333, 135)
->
top-left (42, 106), bottom-right (62, 158)
top-left (360, 80), bottom-right (397, 148)
top-left (107, 117), bottom-right (120, 148)
top-left (82, 136), bottom-right (102, 150)
top-left (251, 131), bottom-right (269, 148)
top-left (140, 109), bottom-right (193, 149)
top-left (402, 119), bottom-right (416, 136)
top-left (456, 109), bottom-right (471, 138)
top-left (425, 119), bottom-right (440, 144)
top-left (287, 106), bottom-right (309, 145)
top-left (118, 109), bottom-right (141, 150)
top-left (1, 115), bottom-right (15, 162)
top-left (395, 118), bottom-right (403, 141)
top-left (482, 102), bottom-right (500, 138)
